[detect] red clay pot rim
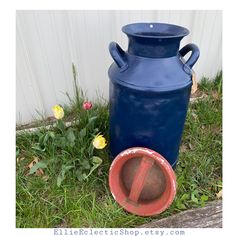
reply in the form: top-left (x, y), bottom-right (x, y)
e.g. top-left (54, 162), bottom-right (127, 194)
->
top-left (109, 147), bottom-right (177, 216)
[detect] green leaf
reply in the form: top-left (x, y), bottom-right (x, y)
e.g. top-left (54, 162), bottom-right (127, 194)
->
top-left (43, 133), bottom-right (50, 145)
top-left (66, 128), bottom-right (75, 147)
top-left (83, 156), bottom-right (103, 179)
top-left (48, 131), bottom-right (55, 139)
top-left (201, 195), bottom-right (209, 202)
top-left (75, 169), bottom-right (84, 181)
top-left (29, 161), bottom-right (47, 174)
top-left (177, 175), bottom-right (186, 186)
top-left (32, 143), bottom-right (46, 152)
top-left (92, 156), bottom-right (103, 165)
top-left (57, 176), bottom-right (63, 187)
top-left (191, 192), bottom-right (199, 204)
top-left (57, 119), bottom-right (65, 133)
top-left (88, 116), bottom-right (97, 124)
top-left (54, 137), bottom-right (67, 148)
top-left (16, 147), bottom-right (20, 157)
top-left (79, 128), bottom-right (86, 139)
top-left (200, 195), bottom-right (209, 207)
top-left (43, 131), bottom-right (55, 145)
top-left (180, 193), bottom-right (190, 201)
top-left (176, 201), bottom-right (186, 210)
top-left (39, 133), bottom-right (45, 145)
top-left (80, 159), bottom-right (91, 170)
top-left (57, 165), bottom-right (74, 187)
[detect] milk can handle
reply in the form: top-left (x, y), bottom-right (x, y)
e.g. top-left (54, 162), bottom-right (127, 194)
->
top-left (109, 42), bottom-right (128, 71)
top-left (179, 43), bottom-right (200, 70)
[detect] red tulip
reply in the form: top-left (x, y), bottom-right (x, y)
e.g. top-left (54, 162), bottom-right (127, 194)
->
top-left (83, 101), bottom-right (92, 110)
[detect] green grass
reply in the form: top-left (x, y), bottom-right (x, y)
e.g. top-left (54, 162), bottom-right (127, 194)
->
top-left (16, 72), bottom-right (222, 228)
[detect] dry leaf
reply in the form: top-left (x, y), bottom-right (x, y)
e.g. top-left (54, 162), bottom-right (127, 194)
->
top-left (42, 175), bottom-right (49, 181)
top-left (98, 168), bottom-right (103, 176)
top-left (191, 112), bottom-right (198, 119)
top-left (212, 91), bottom-right (219, 100)
top-left (190, 92), bottom-right (208, 103)
top-left (27, 157), bottom-right (39, 169)
top-left (26, 157), bottom-right (44, 177)
top-left (180, 144), bottom-right (188, 153)
top-left (35, 168), bottom-right (44, 176)
top-left (188, 143), bottom-right (194, 150)
top-left (190, 90), bottom-right (202, 99)
top-left (191, 72), bottom-right (198, 94)
top-left (17, 157), bottom-right (25, 164)
top-left (216, 190), bottom-right (222, 199)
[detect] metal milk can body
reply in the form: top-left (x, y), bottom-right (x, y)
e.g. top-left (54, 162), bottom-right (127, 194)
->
top-left (108, 23), bottom-right (200, 167)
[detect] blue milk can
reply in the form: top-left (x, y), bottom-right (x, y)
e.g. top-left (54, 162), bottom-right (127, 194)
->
top-left (108, 23), bottom-right (200, 167)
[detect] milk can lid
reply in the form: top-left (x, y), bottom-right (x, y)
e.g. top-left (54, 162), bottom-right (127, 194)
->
top-left (109, 147), bottom-right (177, 216)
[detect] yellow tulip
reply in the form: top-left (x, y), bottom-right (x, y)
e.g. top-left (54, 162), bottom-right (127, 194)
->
top-left (93, 134), bottom-right (107, 149)
top-left (52, 105), bottom-right (64, 120)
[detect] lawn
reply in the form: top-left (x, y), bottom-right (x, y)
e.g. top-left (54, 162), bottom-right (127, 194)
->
top-left (16, 71), bottom-right (222, 228)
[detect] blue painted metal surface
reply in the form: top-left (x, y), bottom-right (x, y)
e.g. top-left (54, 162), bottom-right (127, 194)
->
top-left (108, 23), bottom-right (200, 167)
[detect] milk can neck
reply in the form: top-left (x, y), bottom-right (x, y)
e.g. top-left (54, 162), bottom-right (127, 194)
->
top-left (122, 23), bottom-right (189, 58)
top-left (127, 36), bottom-right (183, 58)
